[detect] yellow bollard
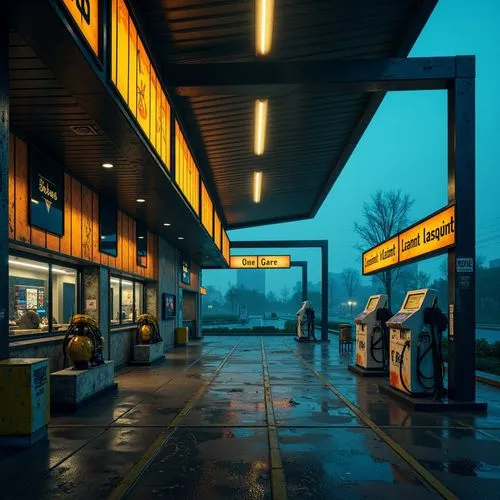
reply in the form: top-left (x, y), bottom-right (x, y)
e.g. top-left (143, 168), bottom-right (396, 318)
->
top-left (175, 327), bottom-right (189, 345)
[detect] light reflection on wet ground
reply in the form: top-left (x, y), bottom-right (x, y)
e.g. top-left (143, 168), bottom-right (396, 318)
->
top-left (1, 335), bottom-right (500, 499)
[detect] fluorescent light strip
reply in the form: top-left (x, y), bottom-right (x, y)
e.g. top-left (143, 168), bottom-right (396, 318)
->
top-left (254, 171), bottom-right (263, 203)
top-left (8, 260), bottom-right (72, 274)
top-left (254, 99), bottom-right (268, 156)
top-left (256, 0), bottom-right (274, 55)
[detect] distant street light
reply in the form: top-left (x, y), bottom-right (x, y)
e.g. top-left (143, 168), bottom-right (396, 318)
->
top-left (347, 300), bottom-right (357, 317)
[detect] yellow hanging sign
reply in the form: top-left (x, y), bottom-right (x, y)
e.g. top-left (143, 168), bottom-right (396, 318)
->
top-left (362, 237), bottom-right (399, 275)
top-left (399, 205), bottom-right (455, 263)
top-left (62, 0), bottom-right (100, 56)
top-left (230, 255), bottom-right (291, 269)
top-left (361, 205), bottom-right (456, 275)
top-left (110, 0), bottom-right (171, 171)
top-left (230, 256), bottom-right (258, 269)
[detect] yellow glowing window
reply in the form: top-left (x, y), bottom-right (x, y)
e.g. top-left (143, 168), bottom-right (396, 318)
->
top-left (214, 212), bottom-right (222, 250)
top-left (110, 0), bottom-right (171, 171)
top-left (222, 230), bottom-right (230, 264)
top-left (201, 183), bottom-right (213, 236)
top-left (62, 0), bottom-right (100, 57)
top-left (175, 121), bottom-right (200, 215)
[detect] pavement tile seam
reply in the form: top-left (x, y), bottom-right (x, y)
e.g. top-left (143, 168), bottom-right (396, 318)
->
top-left (14, 343), bottom-right (233, 497)
top-left (108, 338), bottom-right (244, 500)
top-left (284, 341), bottom-right (460, 500)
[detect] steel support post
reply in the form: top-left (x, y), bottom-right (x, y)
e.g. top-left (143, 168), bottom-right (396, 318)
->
top-left (0, 7), bottom-right (9, 360)
top-left (447, 77), bottom-right (476, 402)
top-left (291, 261), bottom-right (308, 302)
top-left (302, 265), bottom-right (308, 303)
top-left (321, 242), bottom-right (329, 341)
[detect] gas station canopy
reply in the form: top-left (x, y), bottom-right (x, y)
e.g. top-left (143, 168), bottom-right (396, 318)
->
top-left (133, 0), bottom-right (437, 228)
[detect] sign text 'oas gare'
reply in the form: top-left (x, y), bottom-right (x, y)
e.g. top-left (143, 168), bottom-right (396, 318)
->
top-left (230, 255), bottom-right (291, 269)
top-left (362, 205), bottom-right (456, 275)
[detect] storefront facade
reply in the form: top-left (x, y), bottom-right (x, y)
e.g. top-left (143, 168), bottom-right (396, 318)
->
top-left (1, 0), bottom-right (231, 373)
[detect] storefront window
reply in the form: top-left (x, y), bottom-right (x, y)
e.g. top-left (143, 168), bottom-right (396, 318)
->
top-left (8, 254), bottom-right (79, 337)
top-left (134, 282), bottom-right (144, 320)
top-left (110, 277), bottom-right (120, 326)
top-left (121, 280), bottom-right (134, 323)
top-left (51, 264), bottom-right (78, 332)
top-left (110, 276), bottom-right (145, 326)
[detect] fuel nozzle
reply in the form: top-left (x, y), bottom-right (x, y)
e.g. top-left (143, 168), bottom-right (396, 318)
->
top-left (424, 305), bottom-right (448, 333)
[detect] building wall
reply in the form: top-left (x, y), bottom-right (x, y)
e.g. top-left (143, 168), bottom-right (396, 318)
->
top-left (157, 237), bottom-right (179, 348)
top-left (7, 134), bottom-right (203, 372)
top-left (110, 327), bottom-right (136, 369)
top-left (8, 133), bottom-right (158, 280)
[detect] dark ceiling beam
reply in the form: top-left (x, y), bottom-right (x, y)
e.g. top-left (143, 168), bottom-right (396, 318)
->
top-left (166, 57), bottom-right (475, 97)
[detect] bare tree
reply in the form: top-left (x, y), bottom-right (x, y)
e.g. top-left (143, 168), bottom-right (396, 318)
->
top-left (354, 190), bottom-right (414, 309)
top-left (416, 271), bottom-right (431, 288)
top-left (341, 268), bottom-right (359, 301)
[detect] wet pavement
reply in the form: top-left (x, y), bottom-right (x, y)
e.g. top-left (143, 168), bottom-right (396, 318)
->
top-left (1, 335), bottom-right (500, 499)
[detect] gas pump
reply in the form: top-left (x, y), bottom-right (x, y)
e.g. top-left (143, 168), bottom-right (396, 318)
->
top-left (354, 294), bottom-right (391, 372)
top-left (387, 288), bottom-right (447, 399)
top-left (295, 300), bottom-right (316, 341)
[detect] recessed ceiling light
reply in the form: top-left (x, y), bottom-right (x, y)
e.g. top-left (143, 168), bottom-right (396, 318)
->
top-left (102, 163), bottom-right (114, 169)
top-left (178, 236), bottom-right (184, 240)
top-left (163, 223), bottom-right (171, 227)
top-left (136, 198), bottom-right (146, 203)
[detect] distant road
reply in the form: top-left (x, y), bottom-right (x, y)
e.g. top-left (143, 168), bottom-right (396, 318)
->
top-left (476, 326), bottom-right (500, 343)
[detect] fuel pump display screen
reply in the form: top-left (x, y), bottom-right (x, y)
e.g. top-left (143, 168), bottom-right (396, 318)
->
top-left (404, 292), bottom-right (425, 310)
top-left (366, 297), bottom-right (378, 312)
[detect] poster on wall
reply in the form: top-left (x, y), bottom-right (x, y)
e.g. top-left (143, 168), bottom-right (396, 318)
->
top-left (162, 293), bottom-right (176, 320)
top-left (180, 254), bottom-right (191, 285)
top-left (29, 146), bottom-right (64, 236)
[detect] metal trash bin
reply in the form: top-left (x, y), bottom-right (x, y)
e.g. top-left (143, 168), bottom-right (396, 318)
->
top-left (339, 324), bottom-right (353, 352)
top-left (175, 327), bottom-right (189, 345)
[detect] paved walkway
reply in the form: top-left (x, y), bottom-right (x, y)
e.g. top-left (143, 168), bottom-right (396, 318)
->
top-left (2, 335), bottom-right (500, 499)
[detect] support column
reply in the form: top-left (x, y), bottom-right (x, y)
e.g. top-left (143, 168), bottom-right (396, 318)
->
top-left (0, 9), bottom-right (9, 361)
top-left (302, 264), bottom-right (308, 303)
top-left (83, 267), bottom-right (110, 360)
top-left (321, 242), bottom-right (329, 341)
top-left (447, 77), bottom-right (476, 402)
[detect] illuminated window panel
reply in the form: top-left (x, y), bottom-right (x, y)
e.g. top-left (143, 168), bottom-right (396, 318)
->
top-left (222, 230), bottom-right (230, 264)
top-left (110, 0), bottom-right (171, 172)
top-left (201, 183), bottom-right (213, 236)
top-left (62, 0), bottom-right (100, 57)
top-left (175, 121), bottom-right (200, 215)
top-left (214, 212), bottom-right (222, 250)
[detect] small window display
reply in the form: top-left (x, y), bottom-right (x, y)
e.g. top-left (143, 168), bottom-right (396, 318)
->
top-left (110, 276), bottom-right (146, 327)
top-left (8, 254), bottom-right (80, 337)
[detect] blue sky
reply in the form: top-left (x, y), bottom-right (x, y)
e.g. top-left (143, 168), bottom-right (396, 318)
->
top-left (204, 0), bottom-right (500, 296)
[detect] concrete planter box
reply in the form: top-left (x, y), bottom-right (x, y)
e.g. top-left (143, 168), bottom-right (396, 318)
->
top-left (131, 341), bottom-right (165, 366)
top-left (50, 361), bottom-right (117, 411)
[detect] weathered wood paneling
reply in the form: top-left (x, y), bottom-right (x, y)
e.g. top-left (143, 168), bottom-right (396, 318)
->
top-left (91, 192), bottom-right (100, 264)
top-left (8, 135), bottom-right (15, 238)
top-left (14, 138), bottom-right (30, 243)
top-left (8, 133), bottom-right (158, 280)
top-left (81, 185), bottom-right (93, 261)
top-left (60, 174), bottom-right (72, 255)
top-left (71, 177), bottom-right (82, 259)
